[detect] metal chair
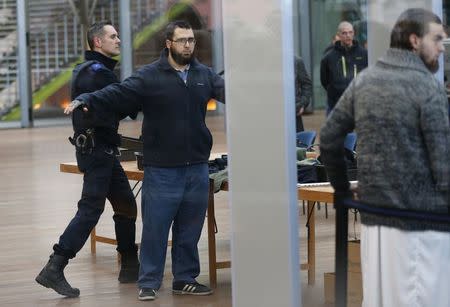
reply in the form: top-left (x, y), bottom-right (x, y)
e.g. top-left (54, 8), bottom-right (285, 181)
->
top-left (344, 132), bottom-right (357, 151)
top-left (296, 130), bottom-right (316, 149)
top-left (297, 131), bottom-right (317, 215)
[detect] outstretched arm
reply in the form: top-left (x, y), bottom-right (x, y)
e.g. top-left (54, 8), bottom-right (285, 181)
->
top-left (210, 68), bottom-right (225, 104)
top-left (65, 69), bottom-right (146, 116)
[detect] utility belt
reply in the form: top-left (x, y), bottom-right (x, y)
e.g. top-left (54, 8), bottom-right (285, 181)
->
top-left (69, 129), bottom-right (121, 156)
top-left (69, 129), bottom-right (95, 154)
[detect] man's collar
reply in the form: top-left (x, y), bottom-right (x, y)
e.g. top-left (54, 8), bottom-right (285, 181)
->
top-left (174, 64), bottom-right (190, 72)
top-left (84, 50), bottom-right (118, 70)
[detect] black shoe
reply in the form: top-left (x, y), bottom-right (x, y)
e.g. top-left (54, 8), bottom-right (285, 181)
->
top-left (35, 253), bottom-right (80, 298)
top-left (138, 288), bottom-right (157, 301)
top-left (172, 281), bottom-right (213, 296)
top-left (118, 250), bottom-right (139, 283)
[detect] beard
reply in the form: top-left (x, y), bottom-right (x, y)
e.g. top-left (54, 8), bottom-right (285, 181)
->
top-left (169, 46), bottom-right (193, 66)
top-left (420, 54), bottom-right (439, 73)
top-left (418, 48), bottom-right (439, 73)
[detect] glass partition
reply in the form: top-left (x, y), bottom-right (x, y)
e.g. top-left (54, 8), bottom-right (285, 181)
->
top-left (0, 0), bottom-right (219, 125)
top-left (0, 0), bottom-right (18, 123)
top-left (1, 0), bottom-right (448, 124)
top-left (308, 0), bottom-right (368, 110)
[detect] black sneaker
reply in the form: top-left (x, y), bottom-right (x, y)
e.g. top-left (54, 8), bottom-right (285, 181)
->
top-left (138, 288), bottom-right (157, 301)
top-left (172, 281), bottom-right (213, 296)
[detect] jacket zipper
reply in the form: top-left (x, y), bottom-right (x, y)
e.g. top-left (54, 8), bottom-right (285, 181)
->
top-left (341, 56), bottom-right (347, 78)
top-left (185, 73), bottom-right (191, 166)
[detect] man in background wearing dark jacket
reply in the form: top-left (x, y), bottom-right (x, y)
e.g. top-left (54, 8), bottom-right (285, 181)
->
top-left (320, 21), bottom-right (367, 114)
top-left (294, 56), bottom-right (312, 132)
top-left (64, 20), bottom-right (225, 301)
top-left (36, 21), bottom-right (139, 298)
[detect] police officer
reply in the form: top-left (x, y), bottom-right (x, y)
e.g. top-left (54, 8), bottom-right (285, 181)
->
top-left (36, 21), bottom-right (139, 298)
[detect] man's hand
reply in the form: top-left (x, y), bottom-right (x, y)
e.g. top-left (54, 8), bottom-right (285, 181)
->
top-left (297, 107), bottom-right (305, 116)
top-left (64, 100), bottom-right (88, 114)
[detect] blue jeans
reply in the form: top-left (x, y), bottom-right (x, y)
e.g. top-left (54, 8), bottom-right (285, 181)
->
top-left (138, 163), bottom-right (209, 289)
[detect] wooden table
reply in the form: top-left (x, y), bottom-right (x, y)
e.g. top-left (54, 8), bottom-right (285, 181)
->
top-left (298, 183), bottom-right (334, 286)
top-left (60, 160), bottom-right (335, 288)
top-left (207, 181), bottom-right (334, 288)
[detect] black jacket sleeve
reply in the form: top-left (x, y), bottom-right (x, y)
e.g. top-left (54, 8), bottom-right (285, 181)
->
top-left (320, 55), bottom-right (329, 90)
top-left (76, 69), bottom-right (145, 117)
top-left (319, 81), bottom-right (356, 193)
top-left (94, 66), bottom-right (136, 120)
top-left (209, 68), bottom-right (225, 104)
top-left (295, 56), bottom-right (312, 110)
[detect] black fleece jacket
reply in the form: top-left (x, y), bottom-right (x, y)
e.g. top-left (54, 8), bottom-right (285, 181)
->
top-left (320, 40), bottom-right (368, 110)
top-left (77, 48), bottom-right (225, 167)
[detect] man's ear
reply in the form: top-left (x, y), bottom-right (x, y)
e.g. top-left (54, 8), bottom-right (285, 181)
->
top-left (165, 39), bottom-right (171, 49)
top-left (409, 33), bottom-right (421, 51)
top-left (94, 37), bottom-right (102, 48)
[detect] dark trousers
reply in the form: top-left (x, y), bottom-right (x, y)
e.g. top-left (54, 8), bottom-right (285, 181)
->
top-left (138, 163), bottom-right (209, 290)
top-left (296, 115), bottom-right (304, 132)
top-left (54, 146), bottom-right (137, 259)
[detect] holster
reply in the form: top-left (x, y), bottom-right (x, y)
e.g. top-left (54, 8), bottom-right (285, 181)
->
top-left (69, 129), bottom-right (95, 154)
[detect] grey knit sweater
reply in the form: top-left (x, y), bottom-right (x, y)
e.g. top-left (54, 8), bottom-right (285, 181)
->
top-left (320, 48), bottom-right (450, 232)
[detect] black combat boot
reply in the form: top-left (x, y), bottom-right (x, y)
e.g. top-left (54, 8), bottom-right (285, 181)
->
top-left (118, 250), bottom-right (140, 283)
top-left (35, 253), bottom-right (80, 297)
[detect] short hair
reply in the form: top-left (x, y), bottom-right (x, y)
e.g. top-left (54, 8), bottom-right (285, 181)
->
top-left (165, 20), bottom-right (192, 41)
top-left (337, 21), bottom-right (353, 33)
top-left (87, 21), bottom-right (113, 50)
top-left (390, 8), bottom-right (442, 50)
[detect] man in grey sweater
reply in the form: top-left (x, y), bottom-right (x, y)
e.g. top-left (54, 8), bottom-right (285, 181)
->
top-left (320, 8), bottom-right (450, 307)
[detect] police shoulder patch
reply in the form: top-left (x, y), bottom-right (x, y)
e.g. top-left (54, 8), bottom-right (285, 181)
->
top-left (90, 63), bottom-right (104, 71)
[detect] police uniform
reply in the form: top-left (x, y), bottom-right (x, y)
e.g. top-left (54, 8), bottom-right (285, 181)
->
top-left (54, 50), bottom-right (138, 275)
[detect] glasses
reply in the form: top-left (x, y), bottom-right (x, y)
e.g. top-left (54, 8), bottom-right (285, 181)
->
top-left (171, 37), bottom-right (196, 45)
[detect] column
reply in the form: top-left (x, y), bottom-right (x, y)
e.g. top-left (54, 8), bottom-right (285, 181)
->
top-left (222, 1), bottom-right (301, 306)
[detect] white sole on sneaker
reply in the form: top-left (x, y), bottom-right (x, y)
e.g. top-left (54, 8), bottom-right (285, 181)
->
top-left (138, 296), bottom-right (156, 301)
top-left (172, 289), bottom-right (213, 296)
top-left (138, 289), bottom-right (157, 300)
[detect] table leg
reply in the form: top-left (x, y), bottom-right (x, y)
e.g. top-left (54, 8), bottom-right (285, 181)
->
top-left (307, 201), bottom-right (315, 285)
top-left (90, 227), bottom-right (96, 254)
top-left (207, 179), bottom-right (217, 288)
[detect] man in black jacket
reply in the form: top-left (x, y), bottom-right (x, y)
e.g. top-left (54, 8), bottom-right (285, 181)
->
top-left (36, 21), bottom-right (139, 298)
top-left (64, 20), bottom-right (225, 301)
top-left (294, 56), bottom-right (312, 131)
top-left (320, 21), bottom-right (368, 114)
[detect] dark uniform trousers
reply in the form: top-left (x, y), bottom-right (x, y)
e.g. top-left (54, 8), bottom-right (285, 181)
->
top-left (54, 144), bottom-right (137, 259)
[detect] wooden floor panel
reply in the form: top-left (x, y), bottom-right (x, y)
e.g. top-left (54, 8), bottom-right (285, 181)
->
top-left (0, 112), bottom-right (361, 306)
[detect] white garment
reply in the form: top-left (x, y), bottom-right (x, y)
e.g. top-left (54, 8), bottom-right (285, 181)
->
top-left (361, 224), bottom-right (450, 307)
